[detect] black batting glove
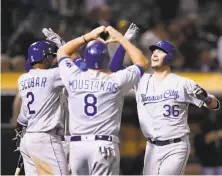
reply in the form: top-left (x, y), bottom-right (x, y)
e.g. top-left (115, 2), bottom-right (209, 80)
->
top-left (193, 86), bottom-right (212, 104)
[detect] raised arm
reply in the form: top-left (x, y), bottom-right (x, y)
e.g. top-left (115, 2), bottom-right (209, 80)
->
top-left (42, 28), bottom-right (87, 71)
top-left (57, 26), bottom-right (106, 60)
top-left (109, 23), bottom-right (139, 72)
top-left (109, 44), bottom-right (126, 72)
top-left (106, 26), bottom-right (149, 70)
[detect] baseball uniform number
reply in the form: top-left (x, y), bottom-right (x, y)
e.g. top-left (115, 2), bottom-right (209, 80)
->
top-left (26, 92), bottom-right (35, 114)
top-left (84, 94), bottom-right (97, 116)
top-left (163, 105), bottom-right (179, 117)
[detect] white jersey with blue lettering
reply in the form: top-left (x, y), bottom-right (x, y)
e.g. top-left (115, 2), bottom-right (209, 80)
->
top-left (58, 57), bottom-right (143, 136)
top-left (17, 68), bottom-right (64, 132)
top-left (18, 67), bottom-right (69, 175)
top-left (135, 73), bottom-right (203, 140)
top-left (135, 73), bottom-right (204, 175)
top-left (58, 56), bottom-right (143, 175)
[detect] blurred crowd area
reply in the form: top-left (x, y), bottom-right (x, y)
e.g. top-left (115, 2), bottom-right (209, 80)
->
top-left (2, 0), bottom-right (222, 72)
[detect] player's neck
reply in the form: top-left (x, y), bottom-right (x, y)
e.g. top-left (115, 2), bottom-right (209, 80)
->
top-left (153, 67), bottom-right (171, 80)
top-left (32, 64), bottom-right (46, 69)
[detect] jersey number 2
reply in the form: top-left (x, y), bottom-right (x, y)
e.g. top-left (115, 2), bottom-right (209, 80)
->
top-left (27, 92), bottom-right (35, 114)
top-left (84, 94), bottom-right (97, 116)
top-left (163, 105), bottom-right (179, 117)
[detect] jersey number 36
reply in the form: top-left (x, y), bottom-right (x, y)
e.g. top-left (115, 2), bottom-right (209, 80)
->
top-left (163, 104), bottom-right (179, 117)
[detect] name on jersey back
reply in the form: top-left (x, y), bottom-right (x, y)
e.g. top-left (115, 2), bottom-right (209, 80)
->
top-left (68, 79), bottom-right (119, 93)
top-left (19, 77), bottom-right (47, 91)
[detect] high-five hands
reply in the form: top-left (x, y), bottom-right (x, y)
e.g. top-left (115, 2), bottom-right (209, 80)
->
top-left (124, 23), bottom-right (140, 41)
top-left (42, 24), bottom-right (139, 45)
top-left (84, 23), bottom-right (139, 43)
top-left (84, 26), bottom-right (106, 42)
top-left (42, 28), bottom-right (66, 48)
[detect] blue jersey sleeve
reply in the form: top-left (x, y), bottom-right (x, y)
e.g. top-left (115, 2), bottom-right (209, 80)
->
top-left (109, 44), bottom-right (126, 72)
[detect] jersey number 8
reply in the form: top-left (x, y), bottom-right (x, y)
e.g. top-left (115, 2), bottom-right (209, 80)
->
top-left (84, 94), bottom-right (97, 116)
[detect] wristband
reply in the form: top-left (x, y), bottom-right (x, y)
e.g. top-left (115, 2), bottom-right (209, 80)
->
top-left (82, 35), bottom-right (87, 43)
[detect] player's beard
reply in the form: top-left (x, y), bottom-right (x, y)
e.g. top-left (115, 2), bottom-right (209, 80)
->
top-left (152, 65), bottom-right (163, 71)
top-left (151, 61), bottom-right (165, 71)
top-left (151, 63), bottom-right (168, 72)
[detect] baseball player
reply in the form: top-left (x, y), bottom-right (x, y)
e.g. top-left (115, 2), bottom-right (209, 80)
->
top-left (109, 40), bottom-right (221, 175)
top-left (17, 40), bottom-right (69, 175)
top-left (16, 29), bottom-right (87, 175)
top-left (42, 23), bottom-right (139, 162)
top-left (56, 25), bottom-right (148, 175)
top-left (13, 59), bottom-right (36, 176)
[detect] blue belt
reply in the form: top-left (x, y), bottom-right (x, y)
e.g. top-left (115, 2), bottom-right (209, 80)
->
top-left (148, 138), bottom-right (181, 146)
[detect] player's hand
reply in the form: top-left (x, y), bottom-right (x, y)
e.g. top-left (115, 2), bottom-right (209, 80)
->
top-left (124, 23), bottom-right (140, 41)
top-left (12, 123), bottom-right (25, 152)
top-left (193, 86), bottom-right (212, 104)
top-left (86, 26), bottom-right (106, 41)
top-left (99, 146), bottom-right (115, 159)
top-left (42, 28), bottom-right (66, 48)
top-left (105, 26), bottom-right (124, 43)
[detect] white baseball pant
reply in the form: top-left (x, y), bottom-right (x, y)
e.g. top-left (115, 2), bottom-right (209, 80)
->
top-left (20, 131), bottom-right (69, 175)
top-left (69, 135), bottom-right (120, 175)
top-left (143, 135), bottom-right (190, 175)
top-left (20, 134), bottom-right (38, 175)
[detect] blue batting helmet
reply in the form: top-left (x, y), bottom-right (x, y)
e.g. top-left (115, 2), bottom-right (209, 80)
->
top-left (149, 41), bottom-right (177, 65)
top-left (84, 40), bottom-right (110, 69)
top-left (28, 41), bottom-right (57, 64)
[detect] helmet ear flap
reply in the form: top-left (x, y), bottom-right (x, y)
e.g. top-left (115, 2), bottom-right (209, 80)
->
top-left (164, 54), bottom-right (171, 65)
top-left (164, 52), bottom-right (176, 65)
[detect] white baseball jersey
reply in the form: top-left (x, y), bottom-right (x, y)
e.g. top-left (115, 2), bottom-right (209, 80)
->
top-left (17, 106), bottom-right (28, 127)
top-left (17, 68), bottom-right (64, 132)
top-left (135, 73), bottom-right (204, 140)
top-left (58, 57), bottom-right (143, 136)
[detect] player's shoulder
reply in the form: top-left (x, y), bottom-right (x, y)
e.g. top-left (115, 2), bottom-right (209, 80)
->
top-left (170, 73), bottom-right (195, 86)
top-left (170, 73), bottom-right (187, 81)
top-left (136, 72), bottom-right (152, 83)
top-left (136, 73), bottom-right (152, 89)
top-left (43, 67), bottom-right (59, 73)
top-left (38, 67), bottom-right (59, 77)
top-left (109, 65), bottom-right (136, 79)
top-left (25, 68), bottom-right (59, 80)
top-left (113, 65), bottom-right (142, 75)
top-left (18, 73), bottom-right (28, 83)
top-left (141, 72), bottom-right (152, 79)
top-left (48, 67), bottom-right (59, 74)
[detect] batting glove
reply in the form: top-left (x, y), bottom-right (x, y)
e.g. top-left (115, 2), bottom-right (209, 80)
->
top-left (124, 23), bottom-right (140, 41)
top-left (193, 86), bottom-right (212, 104)
top-left (12, 123), bottom-right (26, 152)
top-left (99, 146), bottom-right (115, 159)
top-left (42, 28), bottom-right (66, 48)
